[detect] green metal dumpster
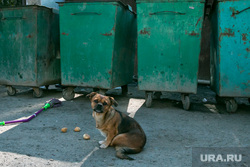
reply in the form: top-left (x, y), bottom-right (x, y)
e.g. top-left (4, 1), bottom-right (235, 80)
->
top-left (137, 0), bottom-right (205, 110)
top-left (0, 6), bottom-right (61, 97)
top-left (210, 0), bottom-right (250, 112)
top-left (58, 0), bottom-right (137, 100)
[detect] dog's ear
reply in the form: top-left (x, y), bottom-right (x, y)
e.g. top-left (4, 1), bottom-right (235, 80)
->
top-left (86, 92), bottom-right (97, 100)
top-left (109, 97), bottom-right (118, 107)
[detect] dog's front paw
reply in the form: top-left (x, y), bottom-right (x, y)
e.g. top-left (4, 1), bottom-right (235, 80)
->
top-left (100, 143), bottom-right (108, 149)
top-left (99, 140), bottom-right (105, 145)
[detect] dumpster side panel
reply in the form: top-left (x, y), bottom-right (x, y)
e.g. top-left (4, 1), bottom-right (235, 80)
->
top-left (137, 2), bottom-right (204, 93)
top-left (37, 8), bottom-right (61, 86)
top-left (0, 7), bottom-right (38, 86)
top-left (111, 5), bottom-right (136, 88)
top-left (60, 3), bottom-right (116, 89)
top-left (211, 1), bottom-right (250, 97)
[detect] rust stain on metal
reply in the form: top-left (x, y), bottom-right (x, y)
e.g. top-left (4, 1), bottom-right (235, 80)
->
top-left (101, 24), bottom-right (116, 36)
top-left (230, 7), bottom-right (238, 18)
top-left (240, 70), bottom-right (245, 74)
top-left (195, 17), bottom-right (202, 27)
top-left (186, 30), bottom-right (199, 37)
top-left (139, 28), bottom-right (151, 36)
top-left (108, 70), bottom-right (112, 75)
top-left (219, 28), bottom-right (235, 41)
top-left (189, 31), bottom-right (199, 36)
top-left (111, 23), bottom-right (116, 32)
top-left (101, 32), bottom-right (113, 36)
top-left (62, 32), bottom-right (69, 36)
top-left (246, 47), bottom-right (250, 52)
top-left (242, 33), bottom-right (247, 41)
top-left (26, 34), bottom-right (32, 38)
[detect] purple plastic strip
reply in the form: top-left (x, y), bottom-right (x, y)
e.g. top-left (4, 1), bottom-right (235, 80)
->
top-left (4, 108), bottom-right (44, 125)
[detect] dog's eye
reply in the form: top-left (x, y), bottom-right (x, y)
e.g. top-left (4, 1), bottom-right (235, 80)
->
top-left (103, 102), bottom-right (107, 106)
top-left (94, 99), bottom-right (98, 103)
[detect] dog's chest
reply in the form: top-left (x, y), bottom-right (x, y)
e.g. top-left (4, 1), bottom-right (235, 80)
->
top-left (93, 112), bottom-right (105, 128)
top-left (93, 112), bottom-right (103, 122)
top-left (93, 112), bottom-right (108, 137)
top-left (98, 129), bottom-right (107, 137)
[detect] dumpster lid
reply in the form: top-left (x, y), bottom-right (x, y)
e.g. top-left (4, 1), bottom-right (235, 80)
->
top-left (62, 0), bottom-right (136, 13)
top-left (0, 5), bottom-right (59, 14)
top-left (0, 5), bottom-right (59, 13)
top-left (136, 0), bottom-right (205, 3)
top-left (0, 5), bottom-right (52, 10)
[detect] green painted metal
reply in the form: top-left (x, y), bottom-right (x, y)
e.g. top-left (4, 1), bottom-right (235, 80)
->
top-left (59, 2), bottom-right (136, 89)
top-left (137, 0), bottom-right (205, 2)
top-left (137, 1), bottom-right (205, 93)
top-left (0, 6), bottom-right (61, 87)
top-left (210, 1), bottom-right (250, 97)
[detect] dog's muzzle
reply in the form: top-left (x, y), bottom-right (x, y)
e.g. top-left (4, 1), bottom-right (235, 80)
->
top-left (94, 103), bottom-right (103, 113)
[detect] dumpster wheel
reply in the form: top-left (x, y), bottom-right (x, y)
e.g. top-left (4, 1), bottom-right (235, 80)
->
top-left (6, 86), bottom-right (16, 96)
top-left (181, 94), bottom-right (190, 111)
top-left (63, 87), bottom-right (75, 101)
top-left (33, 88), bottom-right (43, 98)
top-left (145, 92), bottom-right (153, 108)
top-left (225, 99), bottom-right (238, 113)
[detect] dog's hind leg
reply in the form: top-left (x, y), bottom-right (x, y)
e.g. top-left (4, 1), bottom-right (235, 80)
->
top-left (111, 133), bottom-right (144, 160)
top-left (115, 147), bottom-right (139, 160)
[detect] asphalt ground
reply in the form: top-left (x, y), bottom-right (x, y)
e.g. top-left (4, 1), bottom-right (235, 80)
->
top-left (0, 84), bottom-right (249, 167)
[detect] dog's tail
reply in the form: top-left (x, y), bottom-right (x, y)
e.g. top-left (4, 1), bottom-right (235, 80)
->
top-left (115, 147), bottom-right (141, 160)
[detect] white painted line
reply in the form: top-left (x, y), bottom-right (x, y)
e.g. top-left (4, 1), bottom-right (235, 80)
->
top-left (77, 147), bottom-right (99, 167)
top-left (127, 98), bottom-right (145, 118)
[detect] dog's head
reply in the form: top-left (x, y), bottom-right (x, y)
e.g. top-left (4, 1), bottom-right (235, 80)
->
top-left (86, 92), bottom-right (118, 113)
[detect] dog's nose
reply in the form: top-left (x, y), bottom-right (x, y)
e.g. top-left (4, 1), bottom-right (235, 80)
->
top-left (96, 103), bottom-right (103, 110)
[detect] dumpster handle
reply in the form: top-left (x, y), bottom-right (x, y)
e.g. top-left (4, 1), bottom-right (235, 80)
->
top-left (232, 7), bottom-right (250, 15)
top-left (71, 12), bottom-right (101, 16)
top-left (1, 16), bottom-right (26, 20)
top-left (149, 11), bottom-right (186, 15)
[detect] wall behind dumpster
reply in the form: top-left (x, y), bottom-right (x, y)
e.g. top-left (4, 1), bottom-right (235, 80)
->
top-left (0, 0), bottom-right (25, 6)
top-left (26, 0), bottom-right (64, 9)
top-left (198, 14), bottom-right (211, 81)
top-left (198, 0), bottom-right (214, 82)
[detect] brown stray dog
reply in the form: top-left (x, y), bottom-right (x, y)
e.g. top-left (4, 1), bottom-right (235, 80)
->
top-left (87, 92), bottom-right (146, 160)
